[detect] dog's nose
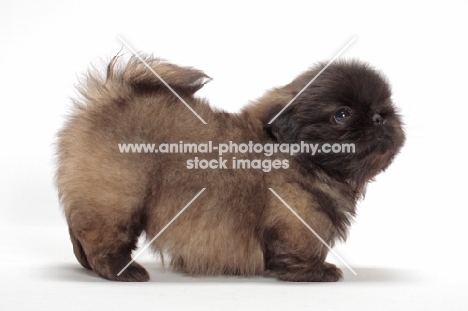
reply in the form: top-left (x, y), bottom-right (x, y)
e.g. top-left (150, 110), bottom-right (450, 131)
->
top-left (372, 113), bottom-right (384, 125)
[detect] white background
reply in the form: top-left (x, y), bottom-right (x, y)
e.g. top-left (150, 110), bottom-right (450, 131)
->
top-left (1, 0), bottom-right (467, 310)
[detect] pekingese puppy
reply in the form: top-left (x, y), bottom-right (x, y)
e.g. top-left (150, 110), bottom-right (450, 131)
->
top-left (56, 55), bottom-right (405, 282)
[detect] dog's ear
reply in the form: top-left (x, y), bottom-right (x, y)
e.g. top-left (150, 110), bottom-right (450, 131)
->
top-left (263, 105), bottom-right (298, 143)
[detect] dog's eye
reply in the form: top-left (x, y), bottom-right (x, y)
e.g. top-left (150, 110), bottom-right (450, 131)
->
top-left (334, 107), bottom-right (352, 124)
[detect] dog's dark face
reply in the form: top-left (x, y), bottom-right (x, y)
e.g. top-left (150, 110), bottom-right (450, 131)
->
top-left (265, 60), bottom-right (405, 184)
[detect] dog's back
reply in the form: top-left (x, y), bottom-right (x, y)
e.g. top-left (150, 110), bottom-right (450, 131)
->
top-left (56, 55), bottom-right (266, 281)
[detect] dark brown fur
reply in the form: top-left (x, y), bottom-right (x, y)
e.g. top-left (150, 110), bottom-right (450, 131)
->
top-left (56, 55), bottom-right (404, 282)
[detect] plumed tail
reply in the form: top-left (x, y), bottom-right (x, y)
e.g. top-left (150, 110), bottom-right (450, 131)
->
top-left (77, 54), bottom-right (211, 105)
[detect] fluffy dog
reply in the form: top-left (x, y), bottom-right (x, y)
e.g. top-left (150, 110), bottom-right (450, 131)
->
top-left (56, 55), bottom-right (405, 282)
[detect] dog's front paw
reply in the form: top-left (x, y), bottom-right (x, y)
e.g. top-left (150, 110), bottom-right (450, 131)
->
top-left (268, 262), bottom-right (343, 282)
top-left (116, 262), bottom-right (150, 282)
top-left (320, 262), bottom-right (343, 282)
